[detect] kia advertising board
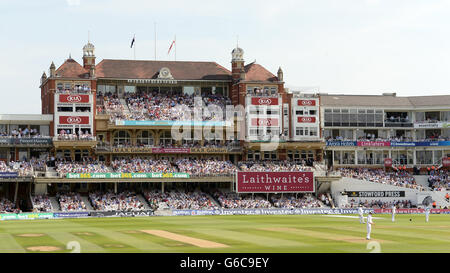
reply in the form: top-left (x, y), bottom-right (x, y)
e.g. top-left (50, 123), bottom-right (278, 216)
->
top-left (251, 118), bottom-right (279, 126)
top-left (384, 158), bottom-right (393, 167)
top-left (251, 97), bottom-right (279, 106)
top-left (237, 171), bottom-right (314, 193)
top-left (59, 116), bottom-right (90, 124)
top-left (59, 94), bottom-right (90, 103)
top-left (297, 100), bottom-right (316, 106)
top-left (297, 116), bottom-right (316, 123)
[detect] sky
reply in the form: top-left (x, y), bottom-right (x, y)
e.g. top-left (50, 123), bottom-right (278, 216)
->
top-left (1, 0), bottom-right (450, 114)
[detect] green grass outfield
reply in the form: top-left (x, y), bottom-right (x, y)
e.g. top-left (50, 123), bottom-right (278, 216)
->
top-left (0, 214), bottom-right (448, 253)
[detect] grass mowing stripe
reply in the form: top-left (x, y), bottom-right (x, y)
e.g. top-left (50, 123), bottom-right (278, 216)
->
top-left (196, 229), bottom-right (307, 247)
top-left (141, 230), bottom-right (228, 248)
top-left (12, 233), bottom-right (67, 253)
top-left (0, 234), bottom-right (26, 253)
top-left (46, 232), bottom-right (105, 253)
top-left (262, 227), bottom-right (391, 244)
top-left (90, 228), bottom-right (170, 252)
top-left (69, 231), bottom-right (140, 252)
top-left (331, 225), bottom-right (450, 244)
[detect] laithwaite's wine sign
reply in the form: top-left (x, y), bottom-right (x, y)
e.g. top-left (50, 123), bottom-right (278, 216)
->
top-left (236, 172), bottom-right (314, 193)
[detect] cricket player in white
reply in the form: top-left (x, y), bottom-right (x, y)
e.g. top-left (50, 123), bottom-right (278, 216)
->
top-left (358, 205), bottom-right (365, 224)
top-left (366, 212), bottom-right (374, 240)
top-left (391, 205), bottom-right (396, 222)
top-left (425, 207), bottom-right (430, 222)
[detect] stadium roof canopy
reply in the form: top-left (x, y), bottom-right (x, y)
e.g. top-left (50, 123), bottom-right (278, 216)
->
top-left (94, 59), bottom-right (232, 81)
top-left (320, 93), bottom-right (450, 108)
top-left (0, 114), bottom-right (53, 124)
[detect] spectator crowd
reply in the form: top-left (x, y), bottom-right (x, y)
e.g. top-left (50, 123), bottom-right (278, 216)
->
top-left (344, 199), bottom-right (414, 209)
top-left (428, 170), bottom-right (449, 191)
top-left (339, 168), bottom-right (424, 191)
top-left (57, 192), bottom-right (87, 211)
top-left (0, 198), bottom-right (21, 213)
top-left (89, 191), bottom-right (145, 211)
top-left (213, 191), bottom-right (273, 209)
top-left (32, 195), bottom-right (52, 212)
top-left (271, 193), bottom-right (324, 209)
top-left (145, 190), bottom-right (218, 210)
top-left (99, 91), bottom-right (232, 122)
top-left (55, 160), bottom-right (109, 176)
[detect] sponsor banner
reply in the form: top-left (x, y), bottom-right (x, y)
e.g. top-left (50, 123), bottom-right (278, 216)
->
top-left (345, 191), bottom-right (405, 198)
top-left (90, 210), bottom-right (154, 217)
top-left (415, 141), bottom-right (450, 147)
top-left (251, 97), bottom-right (279, 106)
top-left (389, 141), bottom-right (450, 147)
top-left (190, 147), bottom-right (229, 153)
top-left (357, 141), bottom-right (391, 147)
top-left (326, 141), bottom-right (357, 147)
top-left (0, 172), bottom-right (18, 178)
top-left (326, 140), bottom-right (450, 147)
top-left (297, 99), bottom-right (316, 106)
top-left (384, 158), bottom-right (393, 168)
top-left (59, 94), bottom-right (90, 103)
top-left (297, 116), bottom-right (316, 123)
top-left (251, 118), bottom-right (279, 127)
top-left (0, 138), bottom-right (52, 145)
top-left (14, 138), bottom-right (52, 145)
top-left (66, 172), bottom-right (190, 179)
top-left (373, 209), bottom-right (450, 214)
top-left (115, 120), bottom-right (231, 127)
top-left (414, 122), bottom-right (447, 129)
top-left (443, 157), bottom-right (450, 167)
top-left (59, 116), bottom-right (90, 125)
top-left (0, 213), bottom-right (53, 221)
top-left (172, 208), bottom-right (375, 216)
top-left (54, 212), bottom-right (90, 218)
top-left (237, 171), bottom-right (314, 193)
top-left (390, 142), bottom-right (416, 147)
top-left (152, 148), bottom-right (190, 154)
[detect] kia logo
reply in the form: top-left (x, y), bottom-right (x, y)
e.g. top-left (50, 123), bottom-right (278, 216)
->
top-left (301, 117), bottom-right (313, 122)
top-left (66, 117), bottom-right (82, 124)
top-left (66, 95), bottom-right (82, 102)
top-left (257, 119), bottom-right (276, 126)
top-left (258, 98), bottom-right (272, 105)
top-left (300, 100), bottom-right (314, 106)
top-left (258, 119), bottom-right (271, 126)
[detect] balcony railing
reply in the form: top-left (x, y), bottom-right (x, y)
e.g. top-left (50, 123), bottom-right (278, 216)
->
top-left (95, 143), bottom-right (242, 153)
top-left (53, 135), bottom-right (97, 141)
top-left (0, 136), bottom-right (52, 146)
top-left (384, 121), bottom-right (413, 128)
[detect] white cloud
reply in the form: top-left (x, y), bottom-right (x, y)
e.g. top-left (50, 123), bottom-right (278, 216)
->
top-left (67, 0), bottom-right (81, 6)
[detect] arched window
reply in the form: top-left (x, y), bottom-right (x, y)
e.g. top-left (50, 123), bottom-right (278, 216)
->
top-left (159, 131), bottom-right (175, 146)
top-left (113, 130), bottom-right (131, 146)
top-left (137, 130), bottom-right (154, 146)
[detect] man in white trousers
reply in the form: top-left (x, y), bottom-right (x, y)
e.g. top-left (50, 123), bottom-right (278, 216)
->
top-left (358, 205), bottom-right (365, 224)
top-left (366, 212), bottom-right (374, 240)
top-left (425, 206), bottom-right (430, 222)
top-left (391, 204), bottom-right (396, 222)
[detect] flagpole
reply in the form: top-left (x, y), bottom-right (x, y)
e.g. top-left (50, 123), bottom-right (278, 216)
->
top-left (134, 35), bottom-right (136, 60)
top-left (175, 35), bottom-right (177, 61)
top-left (154, 22), bottom-right (157, 60)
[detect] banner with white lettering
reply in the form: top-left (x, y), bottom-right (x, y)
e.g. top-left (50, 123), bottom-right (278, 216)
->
top-left (236, 171), bottom-right (314, 193)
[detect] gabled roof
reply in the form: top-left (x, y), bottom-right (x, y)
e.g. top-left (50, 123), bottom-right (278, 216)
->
top-left (244, 62), bottom-right (278, 82)
top-left (55, 58), bottom-right (90, 79)
top-left (95, 59), bottom-right (232, 81)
